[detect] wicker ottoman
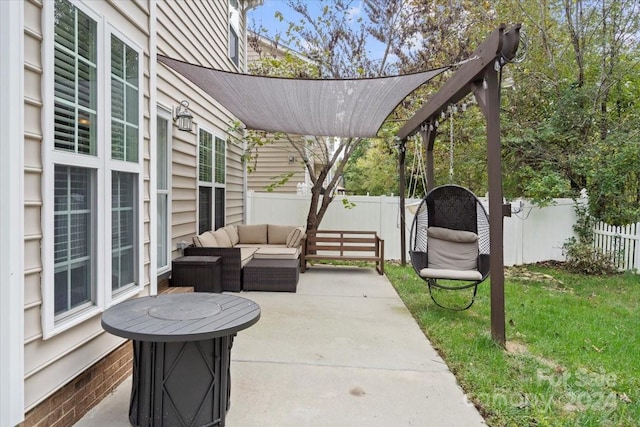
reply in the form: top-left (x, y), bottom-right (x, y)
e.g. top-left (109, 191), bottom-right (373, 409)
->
top-left (243, 258), bottom-right (299, 292)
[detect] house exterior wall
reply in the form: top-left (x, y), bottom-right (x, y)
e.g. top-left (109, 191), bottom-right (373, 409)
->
top-left (22, 0), bottom-right (152, 412)
top-left (246, 35), bottom-right (313, 194)
top-left (247, 137), bottom-right (311, 193)
top-left (156, 0), bottom-right (246, 233)
top-left (13, 0), bottom-right (255, 424)
top-left (0, 1), bottom-right (25, 425)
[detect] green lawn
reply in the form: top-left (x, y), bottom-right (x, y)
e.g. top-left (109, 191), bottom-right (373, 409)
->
top-left (385, 263), bottom-right (640, 426)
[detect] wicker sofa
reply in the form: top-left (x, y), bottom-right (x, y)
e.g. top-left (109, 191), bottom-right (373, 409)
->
top-left (183, 224), bottom-right (305, 292)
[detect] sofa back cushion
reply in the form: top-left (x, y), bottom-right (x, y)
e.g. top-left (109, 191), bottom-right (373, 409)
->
top-left (223, 225), bottom-right (240, 246)
top-left (238, 224), bottom-right (268, 244)
top-left (212, 228), bottom-right (233, 248)
top-left (193, 231), bottom-right (218, 248)
top-left (286, 227), bottom-right (306, 248)
top-left (268, 224), bottom-right (296, 244)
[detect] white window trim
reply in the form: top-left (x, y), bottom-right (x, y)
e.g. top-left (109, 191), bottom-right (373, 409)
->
top-left (149, 1), bottom-right (158, 294)
top-left (197, 126), bottom-right (226, 232)
top-left (0, 0), bottom-right (25, 423)
top-left (41, 0), bottom-right (144, 338)
top-left (156, 106), bottom-right (172, 275)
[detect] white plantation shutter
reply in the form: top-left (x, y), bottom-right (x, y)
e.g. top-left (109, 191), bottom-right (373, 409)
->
top-left (53, 166), bottom-right (93, 316)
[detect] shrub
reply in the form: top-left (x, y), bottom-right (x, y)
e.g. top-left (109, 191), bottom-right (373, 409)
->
top-left (563, 238), bottom-right (617, 275)
top-left (562, 198), bottom-right (617, 275)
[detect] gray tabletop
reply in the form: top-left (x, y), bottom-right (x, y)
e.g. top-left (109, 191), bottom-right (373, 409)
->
top-left (102, 293), bottom-right (260, 342)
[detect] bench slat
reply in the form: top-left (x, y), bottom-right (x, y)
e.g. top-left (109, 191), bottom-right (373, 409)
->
top-left (308, 237), bottom-right (377, 244)
top-left (304, 255), bottom-right (380, 261)
top-left (308, 244), bottom-right (378, 252)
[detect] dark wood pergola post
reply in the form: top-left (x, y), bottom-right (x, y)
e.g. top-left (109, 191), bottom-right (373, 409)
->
top-left (397, 24), bottom-right (521, 347)
top-left (398, 139), bottom-right (407, 266)
top-left (422, 125), bottom-right (436, 192)
top-left (479, 67), bottom-right (507, 345)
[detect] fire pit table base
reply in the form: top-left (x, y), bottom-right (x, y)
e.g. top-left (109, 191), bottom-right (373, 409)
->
top-left (129, 336), bottom-right (233, 427)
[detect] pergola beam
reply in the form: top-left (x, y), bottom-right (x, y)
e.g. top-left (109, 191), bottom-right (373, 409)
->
top-left (398, 24), bottom-right (520, 141)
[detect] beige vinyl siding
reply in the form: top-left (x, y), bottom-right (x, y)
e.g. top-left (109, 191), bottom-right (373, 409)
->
top-left (19, 0), bottom-right (252, 415)
top-left (157, 0), bottom-right (246, 246)
top-left (22, 0), bottom-right (152, 410)
top-left (248, 139), bottom-right (309, 193)
top-left (246, 36), bottom-right (319, 194)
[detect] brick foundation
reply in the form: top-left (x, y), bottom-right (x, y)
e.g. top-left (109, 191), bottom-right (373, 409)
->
top-left (20, 342), bottom-right (133, 427)
top-left (19, 280), bottom-right (191, 427)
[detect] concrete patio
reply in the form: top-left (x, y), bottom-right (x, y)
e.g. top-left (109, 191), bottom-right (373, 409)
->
top-left (75, 265), bottom-right (485, 426)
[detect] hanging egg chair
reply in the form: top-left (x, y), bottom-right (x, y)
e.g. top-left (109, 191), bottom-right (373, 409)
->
top-left (409, 184), bottom-right (490, 310)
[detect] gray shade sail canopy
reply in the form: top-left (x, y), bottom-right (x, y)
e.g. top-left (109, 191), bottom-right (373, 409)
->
top-left (159, 55), bottom-right (448, 138)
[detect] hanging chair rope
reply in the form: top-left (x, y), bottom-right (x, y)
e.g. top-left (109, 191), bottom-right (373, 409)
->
top-left (449, 107), bottom-right (455, 183)
top-left (407, 134), bottom-right (427, 200)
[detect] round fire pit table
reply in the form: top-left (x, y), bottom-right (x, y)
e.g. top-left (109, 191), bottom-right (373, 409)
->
top-left (101, 293), bottom-right (260, 427)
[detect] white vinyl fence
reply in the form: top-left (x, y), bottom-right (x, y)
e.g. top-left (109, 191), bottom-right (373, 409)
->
top-left (246, 192), bottom-right (580, 267)
top-left (593, 222), bottom-right (640, 272)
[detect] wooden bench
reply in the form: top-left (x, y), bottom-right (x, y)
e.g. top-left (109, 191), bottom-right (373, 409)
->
top-left (301, 230), bottom-right (384, 275)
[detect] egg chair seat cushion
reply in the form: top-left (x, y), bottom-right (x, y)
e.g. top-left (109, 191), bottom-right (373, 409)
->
top-left (419, 268), bottom-right (483, 281)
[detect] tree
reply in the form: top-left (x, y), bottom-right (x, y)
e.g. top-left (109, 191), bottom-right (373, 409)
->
top-left (248, 0), bottom-right (640, 226)
top-left (248, 0), bottom-right (409, 231)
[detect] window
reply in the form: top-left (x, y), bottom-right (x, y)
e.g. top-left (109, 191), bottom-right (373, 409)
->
top-left (110, 35), bottom-right (139, 162)
top-left (52, 0), bottom-right (98, 321)
top-left (53, 0), bottom-right (97, 155)
top-left (228, 0), bottom-right (240, 67)
top-left (111, 172), bottom-right (137, 292)
top-left (215, 137), bottom-right (226, 185)
top-left (44, 0), bottom-right (143, 335)
top-left (54, 166), bottom-right (94, 316)
top-left (156, 113), bottom-right (171, 270)
top-left (198, 129), bottom-right (226, 233)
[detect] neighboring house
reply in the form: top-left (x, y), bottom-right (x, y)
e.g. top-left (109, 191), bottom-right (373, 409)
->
top-left (0, 0), bottom-right (262, 425)
top-left (246, 32), bottom-right (339, 194)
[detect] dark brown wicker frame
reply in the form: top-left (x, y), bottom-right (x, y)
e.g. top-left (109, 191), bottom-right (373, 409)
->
top-left (409, 185), bottom-right (490, 309)
top-left (183, 247), bottom-right (242, 292)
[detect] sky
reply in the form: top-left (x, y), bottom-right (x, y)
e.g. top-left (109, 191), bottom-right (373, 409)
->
top-left (247, 0), bottom-right (389, 64)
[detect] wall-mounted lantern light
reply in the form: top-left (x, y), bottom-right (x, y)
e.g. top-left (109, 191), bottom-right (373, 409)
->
top-left (174, 100), bottom-right (193, 132)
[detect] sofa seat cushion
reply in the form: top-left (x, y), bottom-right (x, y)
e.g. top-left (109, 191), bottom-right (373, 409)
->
top-left (240, 247), bottom-right (259, 267)
top-left (253, 247), bottom-right (301, 260)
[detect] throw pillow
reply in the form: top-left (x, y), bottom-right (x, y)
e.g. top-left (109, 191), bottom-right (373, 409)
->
top-left (427, 226), bottom-right (478, 243)
top-left (223, 225), bottom-right (239, 246)
top-left (427, 237), bottom-right (478, 271)
top-left (193, 231), bottom-right (218, 248)
top-left (286, 226), bottom-right (306, 248)
top-left (212, 228), bottom-right (233, 247)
